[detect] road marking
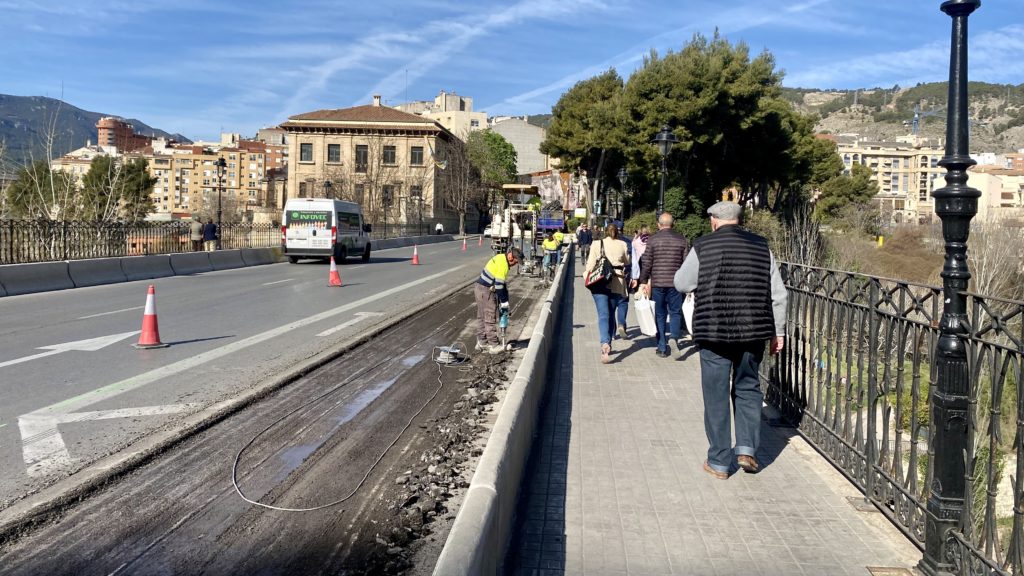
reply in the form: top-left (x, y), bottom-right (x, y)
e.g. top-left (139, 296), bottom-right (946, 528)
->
top-left (316, 312), bottom-right (384, 337)
top-left (19, 404), bottom-right (197, 477)
top-left (78, 306), bottom-right (144, 320)
top-left (18, 266), bottom-right (467, 476)
top-left (261, 278), bottom-right (294, 286)
top-left (0, 331), bottom-right (141, 370)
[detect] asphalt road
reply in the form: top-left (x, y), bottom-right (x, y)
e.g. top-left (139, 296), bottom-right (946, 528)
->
top-left (0, 277), bottom-right (541, 575)
top-left (0, 240), bottom-right (496, 508)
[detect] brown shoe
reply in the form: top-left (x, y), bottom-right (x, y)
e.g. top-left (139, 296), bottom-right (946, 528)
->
top-left (738, 455), bottom-right (760, 474)
top-left (702, 461), bottom-right (728, 480)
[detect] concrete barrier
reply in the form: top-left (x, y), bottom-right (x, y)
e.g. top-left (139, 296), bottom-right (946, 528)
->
top-left (433, 251), bottom-right (571, 575)
top-left (208, 250), bottom-right (246, 271)
top-left (169, 252), bottom-right (213, 275)
top-left (240, 248), bottom-right (277, 266)
top-left (120, 255), bottom-right (174, 282)
top-left (68, 258), bottom-right (129, 288)
top-left (0, 261), bottom-right (75, 296)
top-left (0, 278), bottom-right (6, 297)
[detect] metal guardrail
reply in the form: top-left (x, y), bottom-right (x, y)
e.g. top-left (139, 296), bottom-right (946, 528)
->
top-left (763, 263), bottom-right (1024, 575)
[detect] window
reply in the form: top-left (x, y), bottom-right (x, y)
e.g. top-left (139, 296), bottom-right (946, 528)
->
top-left (410, 185), bottom-right (422, 198)
top-left (410, 146), bottom-right (424, 166)
top-left (383, 145), bottom-right (397, 165)
top-left (327, 144), bottom-right (341, 163)
top-left (355, 145), bottom-right (368, 172)
top-left (300, 143), bottom-right (313, 162)
top-left (383, 184), bottom-right (396, 206)
top-left (470, 119), bottom-right (480, 128)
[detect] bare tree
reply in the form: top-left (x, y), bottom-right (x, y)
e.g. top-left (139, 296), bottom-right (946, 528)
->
top-left (966, 217), bottom-right (1024, 302)
top-left (350, 135), bottom-right (404, 233)
top-left (440, 137), bottom-right (480, 236)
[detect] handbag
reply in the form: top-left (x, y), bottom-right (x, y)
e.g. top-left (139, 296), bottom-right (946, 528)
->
top-left (584, 239), bottom-right (613, 290)
top-left (635, 294), bottom-right (657, 336)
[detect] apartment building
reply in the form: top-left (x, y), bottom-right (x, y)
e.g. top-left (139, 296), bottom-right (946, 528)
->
top-left (279, 96), bottom-right (457, 229)
top-left (835, 135), bottom-right (946, 225)
top-left (96, 117), bottom-right (153, 153)
top-left (967, 166), bottom-right (1024, 222)
top-left (489, 116), bottom-right (552, 176)
top-left (396, 90), bottom-right (487, 138)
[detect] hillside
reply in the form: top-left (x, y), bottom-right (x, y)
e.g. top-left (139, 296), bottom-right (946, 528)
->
top-left (0, 95), bottom-right (191, 166)
top-left (782, 82), bottom-right (1024, 152)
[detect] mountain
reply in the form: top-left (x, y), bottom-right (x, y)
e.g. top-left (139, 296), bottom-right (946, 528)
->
top-left (0, 95), bottom-right (192, 166)
top-left (782, 82), bottom-right (1024, 152)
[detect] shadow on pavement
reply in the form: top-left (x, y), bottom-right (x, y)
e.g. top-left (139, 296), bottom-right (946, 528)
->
top-left (504, 257), bottom-right (575, 574)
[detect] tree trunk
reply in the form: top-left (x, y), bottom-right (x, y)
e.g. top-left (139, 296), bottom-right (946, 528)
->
top-left (588, 148), bottom-right (606, 223)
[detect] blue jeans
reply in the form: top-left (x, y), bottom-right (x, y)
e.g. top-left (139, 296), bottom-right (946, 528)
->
top-left (699, 342), bottom-right (766, 473)
top-left (591, 291), bottom-right (627, 345)
top-left (652, 286), bottom-right (683, 353)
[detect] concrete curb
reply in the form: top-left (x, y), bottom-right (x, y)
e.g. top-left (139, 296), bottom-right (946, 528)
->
top-left (240, 248), bottom-right (280, 266)
top-left (68, 258), bottom-right (128, 288)
top-left (0, 261), bottom-right (74, 296)
top-left (0, 268), bottom-right (481, 545)
top-left (208, 250), bottom-right (246, 271)
top-left (433, 248), bottom-right (572, 576)
top-left (120, 254), bottom-right (175, 282)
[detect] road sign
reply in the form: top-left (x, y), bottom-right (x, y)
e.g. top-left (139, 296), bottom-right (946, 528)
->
top-left (537, 210), bottom-right (562, 229)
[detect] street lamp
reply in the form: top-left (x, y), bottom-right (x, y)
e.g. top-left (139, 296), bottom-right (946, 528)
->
top-left (651, 125), bottom-right (678, 214)
top-left (213, 157), bottom-right (227, 250)
top-left (323, 179), bottom-right (333, 199)
top-left (617, 167), bottom-right (628, 220)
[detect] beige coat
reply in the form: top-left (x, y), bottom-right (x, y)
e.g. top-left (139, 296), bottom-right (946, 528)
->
top-left (585, 237), bottom-right (631, 296)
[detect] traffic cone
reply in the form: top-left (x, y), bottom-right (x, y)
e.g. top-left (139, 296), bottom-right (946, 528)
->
top-left (461, 238), bottom-right (467, 251)
top-left (134, 285), bottom-right (169, 349)
top-left (411, 244), bottom-right (420, 265)
top-left (478, 235), bottom-right (483, 247)
top-left (328, 256), bottom-right (343, 287)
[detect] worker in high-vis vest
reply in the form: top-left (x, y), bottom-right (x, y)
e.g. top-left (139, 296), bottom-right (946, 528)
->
top-left (542, 232), bottom-right (560, 273)
top-left (553, 229), bottom-right (565, 264)
top-left (475, 248), bottom-right (522, 354)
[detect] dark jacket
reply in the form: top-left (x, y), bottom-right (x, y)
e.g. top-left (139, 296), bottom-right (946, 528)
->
top-left (202, 222), bottom-right (218, 241)
top-left (638, 228), bottom-right (689, 288)
top-left (577, 229), bottom-right (592, 246)
top-left (691, 225), bottom-right (774, 343)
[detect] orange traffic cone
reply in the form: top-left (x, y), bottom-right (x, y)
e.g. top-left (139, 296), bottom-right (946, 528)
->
top-left (478, 235), bottom-right (483, 247)
top-left (134, 285), bottom-right (169, 349)
top-left (461, 238), bottom-right (467, 251)
top-left (328, 256), bottom-right (343, 287)
top-left (411, 244), bottom-right (420, 265)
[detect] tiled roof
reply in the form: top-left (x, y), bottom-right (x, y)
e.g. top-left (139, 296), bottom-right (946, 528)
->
top-left (286, 105), bottom-right (435, 124)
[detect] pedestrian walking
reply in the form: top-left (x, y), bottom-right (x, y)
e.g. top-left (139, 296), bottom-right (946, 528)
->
top-left (576, 223), bottom-right (592, 267)
top-left (639, 213), bottom-right (690, 357)
top-left (189, 217), bottom-right (203, 252)
top-left (584, 223), bottom-right (630, 364)
top-left (475, 247), bottom-right (522, 354)
top-left (202, 219), bottom-right (218, 251)
top-left (628, 225), bottom-right (650, 293)
top-left (435, 222), bottom-right (444, 235)
top-left (674, 201), bottom-right (788, 479)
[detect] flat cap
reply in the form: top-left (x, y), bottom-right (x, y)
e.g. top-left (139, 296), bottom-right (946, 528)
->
top-left (707, 201), bottom-right (743, 220)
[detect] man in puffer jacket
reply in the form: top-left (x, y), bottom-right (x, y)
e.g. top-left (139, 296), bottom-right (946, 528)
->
top-left (639, 212), bottom-right (690, 357)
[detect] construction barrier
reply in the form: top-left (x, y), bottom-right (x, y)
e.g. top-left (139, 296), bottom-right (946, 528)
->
top-left (240, 248), bottom-right (280, 266)
top-left (208, 250), bottom-right (246, 271)
top-left (168, 252), bottom-right (213, 275)
top-left (0, 261), bottom-right (74, 296)
top-left (68, 258), bottom-right (128, 288)
top-left (121, 255), bottom-right (175, 282)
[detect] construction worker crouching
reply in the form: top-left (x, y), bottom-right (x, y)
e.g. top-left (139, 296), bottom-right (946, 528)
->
top-left (476, 248), bottom-right (523, 354)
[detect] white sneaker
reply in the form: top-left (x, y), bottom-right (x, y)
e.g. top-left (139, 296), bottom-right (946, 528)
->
top-left (486, 344), bottom-right (506, 354)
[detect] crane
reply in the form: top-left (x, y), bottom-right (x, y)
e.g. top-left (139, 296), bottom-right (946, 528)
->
top-left (904, 104), bottom-right (946, 135)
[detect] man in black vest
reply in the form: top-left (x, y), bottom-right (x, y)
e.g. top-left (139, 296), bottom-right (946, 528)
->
top-left (638, 212), bottom-right (690, 357)
top-left (673, 201), bottom-right (787, 479)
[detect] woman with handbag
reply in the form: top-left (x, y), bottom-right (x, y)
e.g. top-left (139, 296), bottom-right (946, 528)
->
top-left (584, 223), bottom-right (631, 363)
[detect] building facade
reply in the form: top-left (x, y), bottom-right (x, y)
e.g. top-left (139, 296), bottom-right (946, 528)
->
top-left (96, 117), bottom-right (154, 153)
top-left (280, 96), bottom-right (458, 230)
top-left (396, 90), bottom-right (487, 138)
top-left (967, 166), bottom-right (1024, 223)
top-left (489, 117), bottom-right (551, 176)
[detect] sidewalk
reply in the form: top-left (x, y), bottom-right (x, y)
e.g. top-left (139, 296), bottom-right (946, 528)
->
top-left (505, 266), bottom-right (922, 576)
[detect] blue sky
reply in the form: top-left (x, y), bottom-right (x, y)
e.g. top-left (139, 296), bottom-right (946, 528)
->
top-left (2, 0), bottom-right (1021, 141)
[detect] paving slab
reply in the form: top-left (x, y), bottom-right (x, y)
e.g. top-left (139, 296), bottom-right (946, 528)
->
top-left (506, 266), bottom-right (922, 576)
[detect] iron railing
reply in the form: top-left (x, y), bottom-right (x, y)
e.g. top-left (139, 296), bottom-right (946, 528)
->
top-left (0, 220), bottom-right (281, 264)
top-left (763, 262), bottom-right (1024, 575)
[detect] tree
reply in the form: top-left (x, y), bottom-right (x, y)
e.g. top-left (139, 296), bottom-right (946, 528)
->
top-left (541, 69), bottom-right (625, 218)
top-left (440, 137), bottom-right (480, 236)
top-left (814, 163), bottom-right (879, 221)
top-left (80, 155), bottom-right (156, 222)
top-left (4, 159), bottom-right (77, 219)
top-left (465, 130), bottom-right (517, 224)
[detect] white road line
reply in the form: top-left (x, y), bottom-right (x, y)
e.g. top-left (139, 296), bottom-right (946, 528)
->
top-left (261, 278), bottom-right (294, 286)
top-left (78, 306), bottom-right (143, 320)
top-left (316, 312), bottom-right (383, 337)
top-left (19, 404), bottom-right (197, 477)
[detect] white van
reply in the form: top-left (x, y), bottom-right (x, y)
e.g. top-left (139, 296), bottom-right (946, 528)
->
top-left (282, 198), bottom-right (372, 263)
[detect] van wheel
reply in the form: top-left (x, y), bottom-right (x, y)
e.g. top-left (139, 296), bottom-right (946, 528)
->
top-left (335, 246), bottom-right (348, 263)
top-left (362, 245), bottom-right (371, 262)
top-left (287, 256), bottom-right (298, 264)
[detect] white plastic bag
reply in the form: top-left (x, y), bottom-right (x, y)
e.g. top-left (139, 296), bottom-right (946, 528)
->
top-left (682, 293), bottom-right (695, 335)
top-left (635, 294), bottom-right (657, 336)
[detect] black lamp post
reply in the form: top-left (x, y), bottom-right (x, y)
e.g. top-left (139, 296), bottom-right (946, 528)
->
top-left (323, 179), bottom-right (333, 199)
top-left (920, 2), bottom-right (981, 575)
top-left (651, 125), bottom-right (677, 214)
top-left (213, 157), bottom-right (226, 250)
top-left (617, 167), bottom-right (628, 220)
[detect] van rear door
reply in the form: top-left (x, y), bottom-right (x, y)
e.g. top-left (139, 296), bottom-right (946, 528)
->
top-left (285, 209), bottom-right (333, 252)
